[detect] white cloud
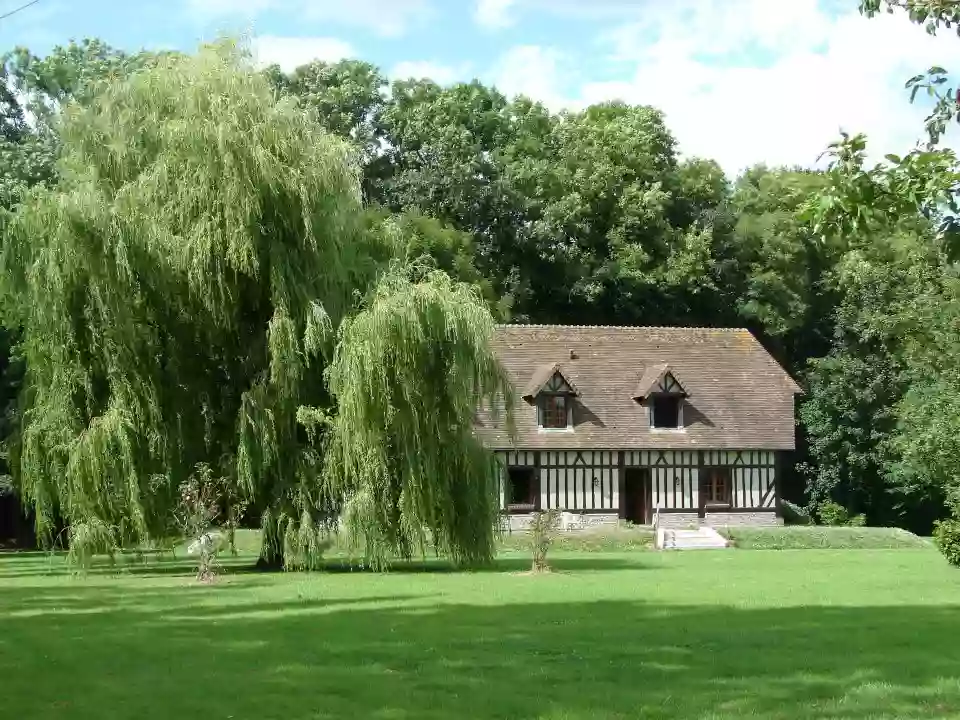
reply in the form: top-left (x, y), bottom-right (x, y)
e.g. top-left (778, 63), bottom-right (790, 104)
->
top-left (474, 0), bottom-right (517, 29)
top-left (251, 36), bottom-right (354, 71)
top-left (390, 61), bottom-right (464, 85)
top-left (491, 45), bottom-right (568, 109)
top-left (185, 0), bottom-right (430, 37)
top-left (604, 0), bottom-right (835, 61)
top-left (302, 0), bottom-right (431, 37)
top-left (186, 0), bottom-right (277, 22)
top-left (488, 1), bottom-right (960, 176)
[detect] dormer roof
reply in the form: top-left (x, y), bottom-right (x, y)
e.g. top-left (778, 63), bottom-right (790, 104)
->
top-left (522, 362), bottom-right (579, 400)
top-left (632, 364), bottom-right (688, 400)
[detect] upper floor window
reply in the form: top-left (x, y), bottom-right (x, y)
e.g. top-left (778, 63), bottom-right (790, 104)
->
top-left (651, 395), bottom-right (681, 429)
top-left (540, 394), bottom-right (569, 429)
top-left (634, 365), bottom-right (688, 430)
top-left (523, 365), bottom-right (578, 431)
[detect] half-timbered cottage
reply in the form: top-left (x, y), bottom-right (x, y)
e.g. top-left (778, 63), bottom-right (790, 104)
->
top-left (476, 325), bottom-right (801, 530)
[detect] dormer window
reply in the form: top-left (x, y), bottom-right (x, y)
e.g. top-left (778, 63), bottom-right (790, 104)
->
top-left (651, 395), bottom-right (681, 429)
top-left (523, 363), bottom-right (578, 431)
top-left (633, 364), bottom-right (688, 431)
top-left (540, 394), bottom-right (569, 429)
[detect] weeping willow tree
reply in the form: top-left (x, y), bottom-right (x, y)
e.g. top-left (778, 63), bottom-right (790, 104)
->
top-left (325, 268), bottom-right (514, 569)
top-left (2, 39), bottom-right (512, 568)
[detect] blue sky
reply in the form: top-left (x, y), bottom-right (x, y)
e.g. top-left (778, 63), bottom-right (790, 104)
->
top-left (3, 0), bottom-right (960, 175)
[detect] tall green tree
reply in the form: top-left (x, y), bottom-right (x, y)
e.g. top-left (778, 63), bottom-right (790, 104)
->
top-left (797, 231), bottom-right (951, 527)
top-left (3, 41), bottom-right (511, 568)
top-left (273, 66), bottom-right (751, 328)
top-left (884, 272), bottom-right (960, 525)
top-left (375, 78), bottom-right (530, 308)
top-left (264, 58), bottom-right (386, 195)
top-left (727, 166), bottom-right (836, 369)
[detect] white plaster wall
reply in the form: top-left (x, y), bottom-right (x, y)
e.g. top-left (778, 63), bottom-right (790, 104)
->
top-left (540, 451), bottom-right (618, 512)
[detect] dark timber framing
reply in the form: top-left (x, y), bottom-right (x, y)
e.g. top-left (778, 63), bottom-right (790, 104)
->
top-left (497, 448), bottom-right (779, 516)
top-left (617, 451), bottom-right (626, 520)
top-left (773, 450), bottom-right (783, 517)
top-left (533, 451), bottom-right (542, 512)
top-left (697, 449), bottom-right (706, 518)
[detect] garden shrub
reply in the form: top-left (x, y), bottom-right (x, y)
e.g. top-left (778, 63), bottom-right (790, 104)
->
top-left (818, 501), bottom-right (851, 526)
top-left (529, 509), bottom-right (561, 572)
top-left (818, 501), bottom-right (866, 527)
top-left (175, 464), bottom-right (223, 581)
top-left (934, 519), bottom-right (960, 567)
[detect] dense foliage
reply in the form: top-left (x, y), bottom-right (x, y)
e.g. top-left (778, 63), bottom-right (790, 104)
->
top-left (2, 0), bottom-right (960, 558)
top-left (325, 269), bottom-right (513, 569)
top-left (934, 519), bottom-right (960, 566)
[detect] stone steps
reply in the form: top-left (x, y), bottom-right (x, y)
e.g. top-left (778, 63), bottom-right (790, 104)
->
top-left (657, 526), bottom-right (729, 551)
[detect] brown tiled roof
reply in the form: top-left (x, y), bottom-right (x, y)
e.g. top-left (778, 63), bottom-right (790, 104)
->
top-left (478, 324), bottom-right (801, 451)
top-left (522, 362), bottom-right (580, 399)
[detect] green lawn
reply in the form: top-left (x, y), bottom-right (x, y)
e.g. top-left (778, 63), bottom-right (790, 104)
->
top-left (2, 548), bottom-right (959, 719)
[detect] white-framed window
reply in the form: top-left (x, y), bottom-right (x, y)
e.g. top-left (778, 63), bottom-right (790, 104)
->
top-left (540, 394), bottom-right (567, 428)
top-left (651, 395), bottom-right (682, 429)
top-left (538, 393), bottom-right (573, 430)
top-left (702, 467), bottom-right (732, 506)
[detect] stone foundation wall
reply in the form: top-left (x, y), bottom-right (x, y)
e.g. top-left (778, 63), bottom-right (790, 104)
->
top-left (656, 510), bottom-right (782, 528)
top-left (503, 512), bottom-right (619, 533)
top-left (502, 510), bottom-right (781, 533)
top-left (655, 512), bottom-right (701, 529)
top-left (704, 511), bottom-right (781, 527)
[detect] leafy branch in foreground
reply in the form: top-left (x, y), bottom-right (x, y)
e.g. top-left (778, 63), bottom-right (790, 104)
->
top-left (860, 0), bottom-right (960, 34)
top-left (805, 131), bottom-right (960, 259)
top-left (860, 2), bottom-right (960, 146)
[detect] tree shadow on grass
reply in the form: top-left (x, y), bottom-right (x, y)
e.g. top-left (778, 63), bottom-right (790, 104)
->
top-left (2, 587), bottom-right (959, 719)
top-left (0, 552), bottom-right (649, 580)
top-left (0, 589), bottom-right (419, 622)
top-left (0, 553), bottom-right (262, 579)
top-left (318, 555), bottom-right (653, 574)
top-left (0, 578), bottom-right (309, 614)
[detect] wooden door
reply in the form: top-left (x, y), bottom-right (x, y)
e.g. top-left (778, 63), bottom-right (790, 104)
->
top-left (623, 468), bottom-right (651, 524)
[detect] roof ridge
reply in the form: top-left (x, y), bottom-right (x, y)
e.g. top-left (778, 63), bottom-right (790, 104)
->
top-left (495, 324), bottom-right (749, 332)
